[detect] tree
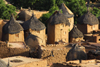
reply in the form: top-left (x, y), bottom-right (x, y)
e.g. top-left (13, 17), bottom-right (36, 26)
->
top-left (10, 0), bottom-right (52, 10)
top-left (10, 0), bottom-right (100, 24)
top-left (0, 0), bottom-right (17, 19)
top-left (65, 0), bottom-right (87, 24)
top-left (39, 0), bottom-right (59, 26)
top-left (91, 7), bottom-right (100, 17)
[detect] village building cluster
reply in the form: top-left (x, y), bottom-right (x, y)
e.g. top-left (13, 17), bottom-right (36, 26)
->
top-left (0, 2), bottom-right (100, 67)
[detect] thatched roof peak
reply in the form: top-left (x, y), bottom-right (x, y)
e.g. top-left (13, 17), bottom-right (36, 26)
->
top-left (66, 44), bottom-right (87, 61)
top-left (78, 11), bottom-right (99, 25)
top-left (3, 14), bottom-right (23, 34)
top-left (23, 13), bottom-right (46, 31)
top-left (60, 3), bottom-right (74, 18)
top-left (48, 11), bottom-right (70, 26)
top-left (69, 25), bottom-right (84, 38)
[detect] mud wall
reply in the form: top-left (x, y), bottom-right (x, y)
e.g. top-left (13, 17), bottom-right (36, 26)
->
top-left (0, 41), bottom-right (30, 58)
top-left (39, 46), bottom-right (72, 66)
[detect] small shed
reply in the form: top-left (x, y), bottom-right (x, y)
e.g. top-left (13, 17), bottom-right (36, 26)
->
top-left (47, 11), bottom-right (70, 44)
top-left (66, 44), bottom-right (87, 61)
top-left (60, 3), bottom-right (74, 31)
top-left (77, 11), bottom-right (99, 34)
top-left (23, 13), bottom-right (46, 46)
top-left (69, 25), bottom-right (84, 42)
top-left (2, 15), bottom-right (24, 42)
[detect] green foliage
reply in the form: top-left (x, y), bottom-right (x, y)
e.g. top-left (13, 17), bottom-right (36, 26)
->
top-left (10, 0), bottom-right (100, 24)
top-left (56, 0), bottom-right (64, 6)
top-left (0, 0), bottom-right (5, 4)
top-left (10, 0), bottom-right (52, 10)
top-left (0, 0), bottom-right (17, 19)
top-left (65, 0), bottom-right (87, 24)
top-left (39, 0), bottom-right (87, 24)
top-left (91, 7), bottom-right (100, 17)
top-left (39, 3), bottom-right (59, 26)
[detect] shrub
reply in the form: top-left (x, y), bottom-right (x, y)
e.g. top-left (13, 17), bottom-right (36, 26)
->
top-left (0, 0), bottom-right (17, 19)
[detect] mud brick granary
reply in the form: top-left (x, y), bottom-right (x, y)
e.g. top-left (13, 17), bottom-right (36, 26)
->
top-left (23, 13), bottom-right (46, 46)
top-left (60, 3), bottom-right (74, 31)
top-left (47, 11), bottom-right (70, 44)
top-left (2, 15), bottom-right (24, 42)
top-left (77, 11), bottom-right (99, 34)
top-left (69, 25), bottom-right (84, 42)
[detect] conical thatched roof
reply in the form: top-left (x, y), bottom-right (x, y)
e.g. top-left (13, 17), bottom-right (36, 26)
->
top-left (60, 3), bottom-right (74, 18)
top-left (23, 13), bottom-right (46, 31)
top-left (48, 11), bottom-right (70, 26)
top-left (3, 15), bottom-right (23, 34)
top-left (69, 25), bottom-right (84, 38)
top-left (78, 11), bottom-right (99, 25)
top-left (17, 8), bottom-right (32, 21)
top-left (66, 44), bottom-right (87, 61)
top-left (0, 59), bottom-right (7, 67)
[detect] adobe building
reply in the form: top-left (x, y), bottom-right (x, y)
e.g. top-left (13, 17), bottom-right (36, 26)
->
top-left (98, 16), bottom-right (100, 29)
top-left (23, 14), bottom-right (46, 46)
top-left (77, 11), bottom-right (99, 34)
top-left (17, 7), bottom-right (32, 21)
top-left (17, 7), bottom-right (49, 21)
top-left (2, 56), bottom-right (47, 67)
top-left (0, 20), bottom-right (4, 40)
top-left (47, 11), bottom-right (70, 44)
top-left (60, 3), bottom-right (74, 31)
top-left (84, 33), bottom-right (100, 43)
top-left (69, 25), bottom-right (84, 42)
top-left (2, 15), bottom-right (24, 42)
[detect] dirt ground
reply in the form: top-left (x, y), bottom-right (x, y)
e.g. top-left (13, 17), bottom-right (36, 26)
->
top-left (39, 45), bottom-right (72, 66)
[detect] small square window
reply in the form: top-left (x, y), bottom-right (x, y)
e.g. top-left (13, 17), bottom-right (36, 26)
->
top-left (64, 32), bottom-right (66, 34)
top-left (15, 34), bottom-right (19, 37)
top-left (41, 40), bottom-right (43, 43)
top-left (63, 39), bottom-right (66, 41)
top-left (92, 25), bottom-right (95, 30)
top-left (61, 24), bottom-right (64, 28)
top-left (37, 31), bottom-right (40, 33)
top-left (57, 39), bottom-right (59, 41)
